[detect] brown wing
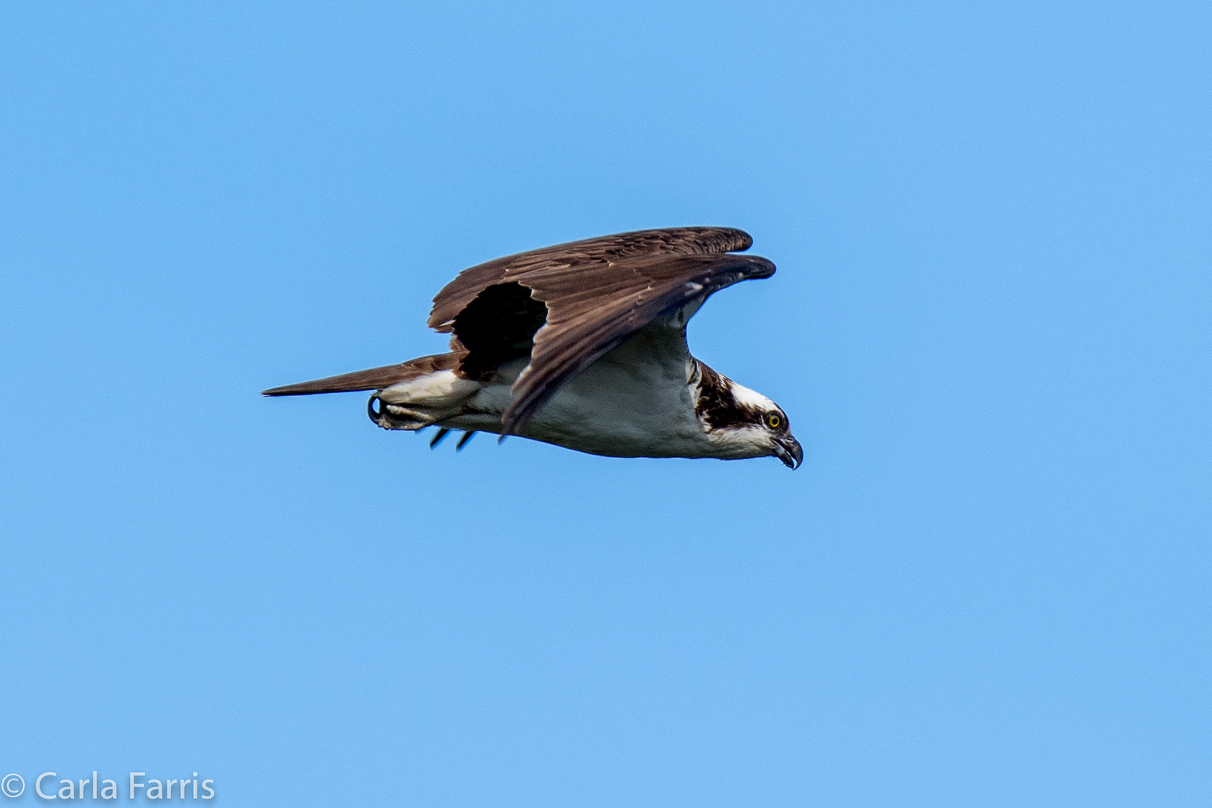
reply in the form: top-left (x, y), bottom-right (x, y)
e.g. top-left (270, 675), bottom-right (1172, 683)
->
top-left (427, 227), bottom-right (774, 434)
top-left (508, 251), bottom-right (775, 431)
top-left (428, 227), bottom-right (753, 332)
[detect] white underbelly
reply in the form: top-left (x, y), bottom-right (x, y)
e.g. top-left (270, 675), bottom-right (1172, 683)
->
top-left (524, 360), bottom-right (706, 457)
top-left (450, 347), bottom-right (712, 459)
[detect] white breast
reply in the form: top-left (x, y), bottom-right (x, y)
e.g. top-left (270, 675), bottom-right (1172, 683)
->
top-left (522, 362), bottom-right (705, 458)
top-left (452, 324), bottom-right (716, 459)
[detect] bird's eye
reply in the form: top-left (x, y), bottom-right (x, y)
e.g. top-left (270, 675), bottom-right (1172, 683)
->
top-left (765, 413), bottom-right (781, 429)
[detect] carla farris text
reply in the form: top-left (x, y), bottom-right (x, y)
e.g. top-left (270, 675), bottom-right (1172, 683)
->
top-left (1, 771), bottom-right (215, 800)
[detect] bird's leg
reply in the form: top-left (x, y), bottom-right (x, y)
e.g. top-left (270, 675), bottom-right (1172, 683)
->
top-left (368, 395), bottom-right (450, 431)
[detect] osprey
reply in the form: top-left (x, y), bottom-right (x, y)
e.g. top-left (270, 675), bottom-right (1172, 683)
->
top-left (264, 227), bottom-right (802, 469)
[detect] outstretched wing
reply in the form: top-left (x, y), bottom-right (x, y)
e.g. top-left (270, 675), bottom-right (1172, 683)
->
top-left (429, 227), bottom-right (775, 433)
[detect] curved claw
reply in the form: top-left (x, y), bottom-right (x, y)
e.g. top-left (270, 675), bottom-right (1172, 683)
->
top-left (429, 428), bottom-right (452, 448)
top-left (456, 431), bottom-right (476, 451)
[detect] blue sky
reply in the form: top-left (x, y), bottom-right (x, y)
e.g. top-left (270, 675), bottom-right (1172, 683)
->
top-left (1, 1), bottom-right (1209, 805)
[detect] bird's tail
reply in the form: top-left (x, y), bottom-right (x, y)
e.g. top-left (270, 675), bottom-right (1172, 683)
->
top-left (265, 350), bottom-right (483, 432)
top-left (261, 352), bottom-right (464, 396)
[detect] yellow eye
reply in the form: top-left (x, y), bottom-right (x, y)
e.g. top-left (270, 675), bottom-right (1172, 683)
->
top-left (766, 413), bottom-right (781, 429)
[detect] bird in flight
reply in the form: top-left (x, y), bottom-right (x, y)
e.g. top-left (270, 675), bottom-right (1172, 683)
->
top-left (264, 227), bottom-right (802, 469)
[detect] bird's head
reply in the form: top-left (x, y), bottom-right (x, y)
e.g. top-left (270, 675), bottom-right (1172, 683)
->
top-left (695, 365), bottom-right (803, 470)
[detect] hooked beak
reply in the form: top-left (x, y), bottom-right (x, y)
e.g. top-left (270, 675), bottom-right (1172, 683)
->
top-left (773, 434), bottom-right (803, 470)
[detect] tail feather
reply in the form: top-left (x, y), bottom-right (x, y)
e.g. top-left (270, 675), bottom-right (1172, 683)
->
top-left (262, 351), bottom-right (464, 396)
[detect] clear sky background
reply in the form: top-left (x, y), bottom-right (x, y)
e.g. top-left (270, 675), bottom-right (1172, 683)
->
top-left (1, 2), bottom-right (1209, 806)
